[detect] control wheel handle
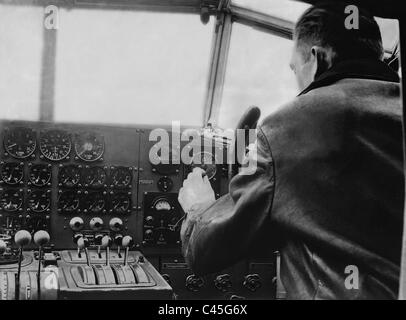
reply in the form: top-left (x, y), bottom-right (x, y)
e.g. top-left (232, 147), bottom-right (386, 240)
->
top-left (33, 230), bottom-right (50, 247)
top-left (14, 230), bottom-right (32, 247)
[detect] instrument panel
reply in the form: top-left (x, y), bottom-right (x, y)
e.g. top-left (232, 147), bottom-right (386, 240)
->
top-left (0, 120), bottom-right (276, 300)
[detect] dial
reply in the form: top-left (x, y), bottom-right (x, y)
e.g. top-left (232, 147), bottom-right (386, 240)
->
top-left (191, 151), bottom-right (217, 180)
top-left (39, 129), bottom-right (71, 161)
top-left (82, 166), bottom-right (107, 188)
top-left (3, 127), bottom-right (36, 159)
top-left (58, 165), bottom-right (81, 188)
top-left (109, 192), bottom-right (131, 214)
top-left (0, 189), bottom-right (23, 212)
top-left (83, 191), bottom-right (106, 214)
top-left (74, 132), bottom-right (105, 162)
top-left (27, 190), bottom-right (51, 213)
top-left (0, 162), bottom-right (24, 185)
top-left (150, 145), bottom-right (180, 175)
top-left (58, 190), bottom-right (80, 213)
top-left (110, 167), bottom-right (132, 188)
top-left (153, 198), bottom-right (172, 211)
top-left (28, 164), bottom-right (52, 187)
top-left (157, 176), bottom-right (173, 192)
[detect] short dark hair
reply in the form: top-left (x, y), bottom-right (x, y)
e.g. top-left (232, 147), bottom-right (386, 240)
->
top-left (295, 2), bottom-right (384, 63)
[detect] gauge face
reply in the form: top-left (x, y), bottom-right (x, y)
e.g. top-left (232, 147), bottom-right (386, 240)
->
top-left (191, 152), bottom-right (217, 180)
top-left (83, 192), bottom-right (106, 214)
top-left (58, 165), bottom-right (81, 188)
top-left (3, 127), bottom-right (36, 159)
top-left (0, 189), bottom-right (23, 212)
top-left (82, 166), bottom-right (107, 188)
top-left (27, 190), bottom-right (51, 213)
top-left (110, 167), bottom-right (132, 188)
top-left (58, 190), bottom-right (80, 213)
top-left (110, 192), bottom-right (131, 214)
top-left (39, 130), bottom-right (71, 161)
top-left (29, 164), bottom-right (51, 187)
top-left (74, 132), bottom-right (105, 162)
top-left (157, 176), bottom-right (173, 192)
top-left (0, 163), bottom-right (24, 185)
top-left (153, 198), bottom-right (172, 211)
top-left (150, 145), bottom-right (180, 175)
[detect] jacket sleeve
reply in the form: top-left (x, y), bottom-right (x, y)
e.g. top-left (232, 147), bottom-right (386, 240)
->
top-left (180, 127), bottom-right (275, 275)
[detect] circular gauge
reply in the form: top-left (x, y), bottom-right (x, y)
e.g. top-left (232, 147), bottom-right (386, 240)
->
top-left (74, 132), bottom-right (105, 162)
top-left (0, 163), bottom-right (24, 185)
top-left (39, 129), bottom-right (71, 161)
top-left (153, 197), bottom-right (172, 211)
top-left (3, 127), bottom-right (36, 159)
top-left (58, 190), bottom-right (80, 213)
top-left (58, 165), bottom-right (81, 188)
top-left (27, 190), bottom-right (51, 213)
top-left (110, 167), bottom-right (132, 188)
top-left (110, 192), bottom-right (131, 214)
top-left (82, 166), bottom-right (107, 188)
top-left (191, 151), bottom-right (217, 180)
top-left (28, 164), bottom-right (51, 187)
top-left (150, 145), bottom-right (180, 175)
top-left (0, 189), bottom-right (23, 212)
top-left (157, 176), bottom-right (173, 192)
top-left (83, 192), bottom-right (106, 214)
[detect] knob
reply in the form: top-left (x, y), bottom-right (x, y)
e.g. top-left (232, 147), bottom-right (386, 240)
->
top-left (89, 217), bottom-right (103, 231)
top-left (0, 240), bottom-right (6, 254)
top-left (114, 234), bottom-right (123, 246)
top-left (77, 237), bottom-right (89, 250)
top-left (122, 235), bottom-right (134, 248)
top-left (214, 274), bottom-right (232, 292)
top-left (69, 217), bottom-right (84, 231)
top-left (243, 274), bottom-right (262, 292)
top-left (94, 234), bottom-right (103, 245)
top-left (33, 230), bottom-right (50, 247)
top-left (145, 216), bottom-right (154, 225)
top-left (73, 233), bottom-right (84, 244)
top-left (14, 230), bottom-right (32, 247)
top-left (101, 235), bottom-right (112, 248)
top-left (144, 229), bottom-right (153, 240)
top-left (109, 218), bottom-right (123, 232)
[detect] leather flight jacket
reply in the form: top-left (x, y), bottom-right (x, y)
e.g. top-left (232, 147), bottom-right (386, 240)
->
top-left (180, 59), bottom-right (404, 300)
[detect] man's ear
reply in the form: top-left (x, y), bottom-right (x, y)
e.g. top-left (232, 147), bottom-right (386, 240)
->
top-left (310, 46), bottom-right (332, 80)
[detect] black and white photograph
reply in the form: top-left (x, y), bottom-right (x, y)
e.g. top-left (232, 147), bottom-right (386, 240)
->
top-left (0, 0), bottom-right (405, 306)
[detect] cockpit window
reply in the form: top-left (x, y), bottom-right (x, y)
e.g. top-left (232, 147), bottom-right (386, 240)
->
top-left (218, 24), bottom-right (297, 129)
top-left (54, 9), bottom-right (213, 126)
top-left (0, 5), bottom-right (43, 121)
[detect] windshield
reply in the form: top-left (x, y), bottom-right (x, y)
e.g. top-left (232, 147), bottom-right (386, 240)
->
top-left (0, 1), bottom-right (400, 129)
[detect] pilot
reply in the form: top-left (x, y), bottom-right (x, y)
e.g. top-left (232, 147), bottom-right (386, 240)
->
top-left (178, 3), bottom-right (403, 299)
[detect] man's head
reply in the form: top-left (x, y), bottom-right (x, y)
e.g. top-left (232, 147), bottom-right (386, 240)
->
top-left (290, 2), bottom-right (384, 91)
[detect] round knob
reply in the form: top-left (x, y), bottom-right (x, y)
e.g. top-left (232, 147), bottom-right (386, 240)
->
top-left (114, 234), bottom-right (123, 246)
top-left (73, 233), bottom-right (84, 244)
top-left (122, 235), bottom-right (134, 248)
top-left (0, 240), bottom-right (7, 254)
top-left (101, 235), bottom-right (112, 248)
top-left (89, 217), bottom-right (103, 231)
top-left (14, 230), bottom-right (32, 247)
top-left (145, 216), bottom-right (154, 225)
top-left (33, 230), bottom-right (50, 247)
top-left (109, 218), bottom-right (123, 232)
top-left (94, 234), bottom-right (103, 245)
top-left (77, 237), bottom-right (88, 250)
top-left (69, 217), bottom-right (84, 231)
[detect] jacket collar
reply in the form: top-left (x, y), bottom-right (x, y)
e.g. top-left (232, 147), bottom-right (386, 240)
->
top-left (299, 59), bottom-right (400, 96)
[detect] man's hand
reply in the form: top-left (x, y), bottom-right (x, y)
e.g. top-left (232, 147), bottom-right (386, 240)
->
top-left (178, 168), bottom-right (216, 214)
